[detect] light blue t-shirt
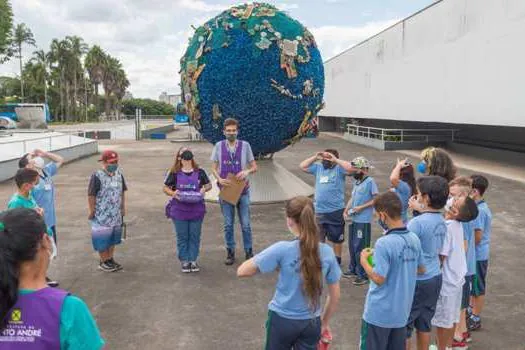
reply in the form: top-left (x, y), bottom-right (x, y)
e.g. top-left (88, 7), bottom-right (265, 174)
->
top-left (394, 180), bottom-right (412, 223)
top-left (254, 240), bottom-right (342, 320)
top-left (462, 220), bottom-right (477, 276)
top-left (32, 162), bottom-right (58, 228)
top-left (407, 212), bottom-right (446, 281)
top-left (475, 201), bottom-right (492, 261)
top-left (350, 177), bottom-right (379, 223)
top-left (307, 163), bottom-right (346, 213)
top-left (363, 228), bottom-right (423, 328)
top-left (210, 140), bottom-right (255, 170)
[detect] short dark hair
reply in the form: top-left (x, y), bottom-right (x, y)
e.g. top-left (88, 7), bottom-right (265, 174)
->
top-left (471, 174), bottom-right (489, 196)
top-left (223, 118), bottom-right (239, 129)
top-left (417, 176), bottom-right (449, 210)
top-left (456, 196), bottom-right (479, 223)
top-left (14, 168), bottom-right (39, 189)
top-left (18, 154), bottom-right (30, 169)
top-left (324, 149), bottom-right (339, 158)
top-left (374, 192), bottom-right (402, 219)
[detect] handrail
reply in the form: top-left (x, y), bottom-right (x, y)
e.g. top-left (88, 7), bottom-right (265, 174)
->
top-left (346, 123), bottom-right (457, 143)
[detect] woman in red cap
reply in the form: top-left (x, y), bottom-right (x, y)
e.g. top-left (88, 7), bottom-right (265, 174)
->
top-left (87, 150), bottom-right (128, 272)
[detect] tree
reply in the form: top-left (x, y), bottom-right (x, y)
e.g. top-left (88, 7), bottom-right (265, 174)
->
top-left (85, 45), bottom-right (107, 115)
top-left (0, 76), bottom-right (20, 102)
top-left (11, 23), bottom-right (36, 102)
top-left (122, 98), bottom-right (175, 116)
top-left (0, 0), bottom-right (13, 63)
top-left (66, 35), bottom-right (88, 117)
top-left (49, 39), bottom-right (69, 120)
top-left (31, 49), bottom-right (51, 104)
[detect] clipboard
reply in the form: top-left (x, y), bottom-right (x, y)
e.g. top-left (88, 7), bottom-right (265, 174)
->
top-left (219, 173), bottom-right (246, 205)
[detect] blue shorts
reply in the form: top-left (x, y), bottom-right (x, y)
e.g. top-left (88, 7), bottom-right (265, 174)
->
top-left (317, 209), bottom-right (345, 243)
top-left (407, 275), bottom-right (443, 337)
top-left (462, 275), bottom-right (473, 309)
top-left (265, 310), bottom-right (321, 350)
top-left (360, 320), bottom-right (406, 350)
top-left (472, 260), bottom-right (488, 296)
top-left (91, 223), bottom-right (122, 252)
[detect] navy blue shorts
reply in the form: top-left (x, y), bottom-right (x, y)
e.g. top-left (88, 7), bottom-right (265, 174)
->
top-left (461, 275), bottom-right (473, 309)
top-left (265, 310), bottom-right (321, 350)
top-left (472, 260), bottom-right (488, 296)
top-left (360, 320), bottom-right (406, 350)
top-left (407, 275), bottom-right (443, 337)
top-left (317, 209), bottom-right (345, 244)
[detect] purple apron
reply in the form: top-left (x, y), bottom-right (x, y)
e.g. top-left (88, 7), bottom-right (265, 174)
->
top-left (219, 140), bottom-right (249, 194)
top-left (0, 287), bottom-right (68, 350)
top-left (166, 170), bottom-right (206, 221)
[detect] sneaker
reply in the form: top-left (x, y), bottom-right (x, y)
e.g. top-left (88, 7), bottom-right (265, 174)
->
top-left (245, 249), bottom-right (253, 260)
top-left (451, 338), bottom-right (468, 350)
top-left (466, 306), bottom-right (473, 318)
top-left (190, 262), bottom-right (200, 272)
top-left (108, 258), bottom-right (123, 271)
top-left (225, 249), bottom-right (235, 266)
top-left (343, 270), bottom-right (357, 279)
top-left (467, 316), bottom-right (481, 332)
top-left (98, 261), bottom-right (118, 272)
top-left (181, 262), bottom-right (191, 273)
top-left (462, 332), bottom-right (472, 343)
top-left (352, 277), bottom-right (369, 286)
top-left (46, 277), bottom-right (59, 288)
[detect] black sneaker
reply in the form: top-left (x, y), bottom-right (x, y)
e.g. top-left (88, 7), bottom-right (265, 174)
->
top-left (343, 270), bottom-right (357, 279)
top-left (245, 249), bottom-right (253, 260)
top-left (352, 277), bottom-right (369, 286)
top-left (98, 261), bottom-right (118, 272)
top-left (467, 316), bottom-right (481, 331)
top-left (181, 262), bottom-right (191, 273)
top-left (225, 249), bottom-right (235, 266)
top-left (46, 277), bottom-right (59, 288)
top-left (108, 258), bottom-right (123, 271)
top-left (190, 262), bottom-right (200, 272)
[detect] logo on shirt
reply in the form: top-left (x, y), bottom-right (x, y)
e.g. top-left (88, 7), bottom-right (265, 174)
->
top-left (10, 309), bottom-right (21, 323)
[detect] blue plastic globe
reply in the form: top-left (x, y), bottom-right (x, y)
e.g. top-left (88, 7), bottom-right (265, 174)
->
top-left (180, 2), bottom-right (324, 157)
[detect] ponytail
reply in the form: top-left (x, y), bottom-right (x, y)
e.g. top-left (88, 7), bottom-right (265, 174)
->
top-left (286, 196), bottom-right (322, 310)
top-left (0, 209), bottom-right (47, 330)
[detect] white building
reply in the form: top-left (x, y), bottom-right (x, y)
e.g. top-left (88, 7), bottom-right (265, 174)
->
top-left (159, 92), bottom-right (181, 106)
top-left (322, 0), bottom-right (525, 152)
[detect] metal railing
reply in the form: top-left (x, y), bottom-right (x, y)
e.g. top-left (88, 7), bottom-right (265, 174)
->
top-left (346, 124), bottom-right (456, 143)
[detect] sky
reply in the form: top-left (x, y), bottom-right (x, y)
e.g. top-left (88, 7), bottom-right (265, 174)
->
top-left (0, 0), bottom-right (434, 99)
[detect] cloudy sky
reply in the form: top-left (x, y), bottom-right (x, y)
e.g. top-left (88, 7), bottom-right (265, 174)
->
top-left (1, 0), bottom-right (433, 99)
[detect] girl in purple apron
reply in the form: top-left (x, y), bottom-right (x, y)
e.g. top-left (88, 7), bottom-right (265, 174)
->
top-left (0, 208), bottom-right (104, 349)
top-left (163, 147), bottom-right (212, 273)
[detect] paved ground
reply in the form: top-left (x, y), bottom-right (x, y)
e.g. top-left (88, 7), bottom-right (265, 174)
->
top-left (1, 133), bottom-right (524, 349)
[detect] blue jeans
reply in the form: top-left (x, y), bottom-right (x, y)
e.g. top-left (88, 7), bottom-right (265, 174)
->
top-left (348, 222), bottom-right (371, 279)
top-left (220, 193), bottom-right (252, 250)
top-left (172, 219), bottom-right (203, 262)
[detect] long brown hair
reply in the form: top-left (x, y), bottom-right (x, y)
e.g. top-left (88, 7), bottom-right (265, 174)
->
top-left (285, 196), bottom-right (322, 310)
top-left (170, 147), bottom-right (199, 173)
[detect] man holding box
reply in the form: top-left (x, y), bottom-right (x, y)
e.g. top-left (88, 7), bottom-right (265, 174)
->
top-left (211, 118), bottom-right (257, 266)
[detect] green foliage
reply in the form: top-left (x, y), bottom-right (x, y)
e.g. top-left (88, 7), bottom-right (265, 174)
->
top-left (0, 0), bottom-right (13, 63)
top-left (122, 98), bottom-right (175, 116)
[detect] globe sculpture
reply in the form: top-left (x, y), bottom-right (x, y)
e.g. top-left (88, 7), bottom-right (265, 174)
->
top-left (180, 2), bottom-right (324, 158)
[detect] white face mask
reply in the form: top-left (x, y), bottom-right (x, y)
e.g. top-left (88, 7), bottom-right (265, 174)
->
top-left (445, 196), bottom-right (455, 213)
top-left (32, 157), bottom-right (45, 170)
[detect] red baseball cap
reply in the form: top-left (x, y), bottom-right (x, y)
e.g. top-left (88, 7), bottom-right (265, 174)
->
top-left (98, 150), bottom-right (119, 163)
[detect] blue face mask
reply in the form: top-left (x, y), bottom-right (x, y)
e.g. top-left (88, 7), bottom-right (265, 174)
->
top-left (106, 164), bottom-right (118, 173)
top-left (378, 218), bottom-right (389, 231)
top-left (417, 161), bottom-right (427, 174)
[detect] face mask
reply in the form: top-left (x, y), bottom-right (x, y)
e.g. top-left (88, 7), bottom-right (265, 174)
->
top-left (445, 196), bottom-right (455, 212)
top-left (322, 160), bottom-right (334, 169)
top-left (106, 164), bottom-right (118, 173)
top-left (378, 218), bottom-right (389, 232)
top-left (225, 132), bottom-right (237, 142)
top-left (353, 172), bottom-right (363, 180)
top-left (32, 157), bottom-right (45, 170)
top-left (180, 150), bottom-right (193, 161)
top-left (417, 161), bottom-right (427, 174)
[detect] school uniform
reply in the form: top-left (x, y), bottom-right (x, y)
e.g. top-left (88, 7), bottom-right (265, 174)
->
top-left (461, 219), bottom-right (477, 309)
top-left (406, 212), bottom-right (447, 337)
top-left (360, 228), bottom-right (422, 350)
top-left (393, 180), bottom-right (412, 224)
top-left (255, 240), bottom-right (341, 350)
top-left (32, 162), bottom-right (59, 242)
top-left (472, 201), bottom-right (492, 297)
top-left (347, 176), bottom-right (379, 279)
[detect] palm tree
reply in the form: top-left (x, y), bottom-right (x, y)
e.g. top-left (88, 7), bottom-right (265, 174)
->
top-left (49, 39), bottom-right (69, 120)
top-left (0, 0), bottom-right (14, 63)
top-left (85, 45), bottom-right (107, 116)
top-left (31, 49), bottom-right (51, 104)
top-left (102, 56), bottom-right (123, 118)
top-left (12, 23), bottom-right (36, 102)
top-left (66, 36), bottom-right (88, 117)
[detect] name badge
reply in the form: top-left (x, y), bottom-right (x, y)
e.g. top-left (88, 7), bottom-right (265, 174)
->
top-left (110, 181), bottom-right (119, 188)
top-left (44, 184), bottom-right (52, 191)
top-left (319, 176), bottom-right (329, 184)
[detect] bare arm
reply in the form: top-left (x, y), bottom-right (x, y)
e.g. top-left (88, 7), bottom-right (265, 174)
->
top-left (321, 283), bottom-right (340, 327)
top-left (246, 160), bottom-right (257, 175)
top-left (390, 159), bottom-right (407, 188)
top-left (237, 258), bottom-right (258, 277)
top-left (163, 185), bottom-right (176, 197)
top-left (299, 153), bottom-right (320, 172)
top-left (45, 151), bottom-right (64, 168)
top-left (464, 239), bottom-right (468, 252)
top-left (355, 198), bottom-right (376, 212)
top-left (361, 253), bottom-right (386, 285)
top-left (88, 196), bottom-right (96, 219)
top-left (475, 229), bottom-right (483, 245)
top-left (202, 183), bottom-right (212, 192)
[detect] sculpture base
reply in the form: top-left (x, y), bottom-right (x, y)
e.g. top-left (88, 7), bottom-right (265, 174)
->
top-left (205, 160), bottom-right (314, 204)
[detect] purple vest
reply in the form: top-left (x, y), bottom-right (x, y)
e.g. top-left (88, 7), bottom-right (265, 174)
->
top-left (0, 288), bottom-right (68, 350)
top-left (219, 140), bottom-right (249, 194)
top-left (166, 170), bottom-right (206, 221)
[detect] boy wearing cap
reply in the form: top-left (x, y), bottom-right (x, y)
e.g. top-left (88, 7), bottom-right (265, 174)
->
top-left (88, 150), bottom-right (128, 272)
top-left (344, 156), bottom-right (379, 286)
